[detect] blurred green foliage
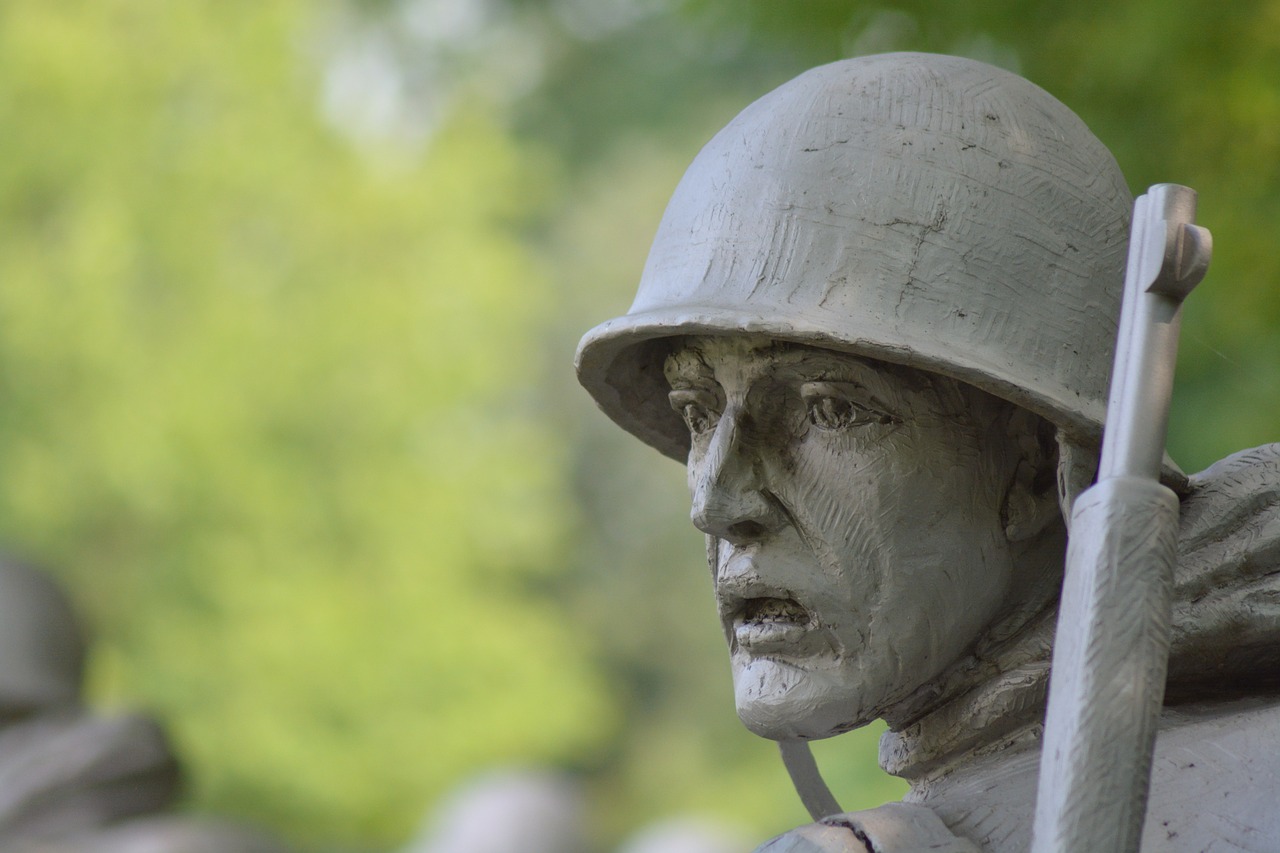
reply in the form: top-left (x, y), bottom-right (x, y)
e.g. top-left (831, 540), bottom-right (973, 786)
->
top-left (0, 1), bottom-right (611, 846)
top-left (0, 0), bottom-right (1276, 850)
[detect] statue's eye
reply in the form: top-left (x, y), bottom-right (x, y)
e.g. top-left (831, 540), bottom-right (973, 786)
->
top-left (668, 389), bottom-right (720, 436)
top-left (680, 403), bottom-right (715, 435)
top-left (801, 383), bottom-right (898, 431)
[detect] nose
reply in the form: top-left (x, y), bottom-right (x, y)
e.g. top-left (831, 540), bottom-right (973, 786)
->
top-left (689, 405), bottom-right (783, 545)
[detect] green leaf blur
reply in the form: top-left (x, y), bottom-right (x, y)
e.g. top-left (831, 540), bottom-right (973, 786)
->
top-left (0, 1), bottom-right (612, 846)
top-left (2, 0), bottom-right (1277, 850)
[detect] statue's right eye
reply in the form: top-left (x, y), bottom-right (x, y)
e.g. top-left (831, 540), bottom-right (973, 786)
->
top-left (668, 389), bottom-right (720, 436)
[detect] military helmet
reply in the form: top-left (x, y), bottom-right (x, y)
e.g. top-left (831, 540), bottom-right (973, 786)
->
top-left (0, 559), bottom-right (86, 714)
top-left (576, 52), bottom-right (1134, 462)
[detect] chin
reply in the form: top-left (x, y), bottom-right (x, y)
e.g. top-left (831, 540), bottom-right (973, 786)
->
top-left (732, 656), bottom-right (876, 740)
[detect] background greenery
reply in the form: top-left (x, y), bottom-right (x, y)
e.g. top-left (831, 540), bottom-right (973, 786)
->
top-left (1, 0), bottom-right (1275, 849)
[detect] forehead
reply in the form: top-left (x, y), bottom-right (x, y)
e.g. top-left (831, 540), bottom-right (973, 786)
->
top-left (664, 335), bottom-right (928, 391)
top-left (667, 335), bottom-right (875, 375)
top-left (662, 334), bottom-right (1003, 425)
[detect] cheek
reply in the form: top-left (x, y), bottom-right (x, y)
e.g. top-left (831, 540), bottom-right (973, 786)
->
top-left (782, 432), bottom-right (922, 539)
top-left (767, 437), bottom-right (903, 621)
top-left (780, 440), bottom-right (887, 554)
top-left (889, 448), bottom-right (1015, 641)
top-left (891, 423), bottom-right (1005, 536)
top-left (785, 428), bottom-right (1011, 611)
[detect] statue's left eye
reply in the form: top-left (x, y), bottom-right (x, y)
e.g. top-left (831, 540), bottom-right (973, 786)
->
top-left (801, 383), bottom-right (898, 431)
top-left (807, 396), bottom-right (876, 430)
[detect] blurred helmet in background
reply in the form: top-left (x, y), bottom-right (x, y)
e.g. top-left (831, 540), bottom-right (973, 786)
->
top-left (0, 559), bottom-right (86, 718)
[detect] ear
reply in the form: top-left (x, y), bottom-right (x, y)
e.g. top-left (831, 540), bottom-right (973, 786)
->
top-left (1054, 432), bottom-right (1099, 526)
top-left (1002, 409), bottom-right (1062, 542)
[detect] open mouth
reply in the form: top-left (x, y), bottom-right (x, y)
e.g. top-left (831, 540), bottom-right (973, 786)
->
top-left (734, 597), bottom-right (813, 651)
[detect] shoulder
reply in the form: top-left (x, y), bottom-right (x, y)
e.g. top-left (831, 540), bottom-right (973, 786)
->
top-left (1168, 442), bottom-right (1280, 698)
top-left (1145, 696), bottom-right (1280, 850)
top-left (753, 803), bottom-right (980, 853)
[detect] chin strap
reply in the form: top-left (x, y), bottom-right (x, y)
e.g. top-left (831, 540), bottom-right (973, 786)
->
top-left (778, 740), bottom-right (843, 820)
top-left (713, 534), bottom-right (844, 822)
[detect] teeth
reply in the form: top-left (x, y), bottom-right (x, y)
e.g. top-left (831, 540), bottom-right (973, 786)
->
top-left (744, 597), bottom-right (808, 625)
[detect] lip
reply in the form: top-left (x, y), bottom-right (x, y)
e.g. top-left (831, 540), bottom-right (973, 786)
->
top-left (717, 552), bottom-right (825, 656)
top-left (733, 596), bottom-right (815, 652)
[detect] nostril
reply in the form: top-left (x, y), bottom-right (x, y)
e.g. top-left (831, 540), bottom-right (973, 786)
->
top-left (727, 520), bottom-right (767, 541)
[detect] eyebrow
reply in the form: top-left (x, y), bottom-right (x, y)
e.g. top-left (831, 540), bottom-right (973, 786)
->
top-left (663, 347), bottom-right (715, 382)
top-left (772, 348), bottom-right (879, 379)
top-left (769, 349), bottom-right (926, 414)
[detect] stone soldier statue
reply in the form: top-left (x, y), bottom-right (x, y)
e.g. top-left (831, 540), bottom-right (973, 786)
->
top-left (576, 53), bottom-right (1280, 852)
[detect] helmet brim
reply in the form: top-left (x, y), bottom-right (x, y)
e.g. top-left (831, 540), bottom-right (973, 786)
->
top-left (575, 306), bottom-right (1188, 491)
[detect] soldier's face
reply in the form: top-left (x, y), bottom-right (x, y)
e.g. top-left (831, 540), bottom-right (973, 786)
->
top-left (665, 336), bottom-right (1019, 740)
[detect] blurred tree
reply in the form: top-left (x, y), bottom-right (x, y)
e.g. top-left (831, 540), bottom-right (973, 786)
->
top-left (0, 0), bottom-right (613, 847)
top-left (1, 0), bottom-right (1276, 849)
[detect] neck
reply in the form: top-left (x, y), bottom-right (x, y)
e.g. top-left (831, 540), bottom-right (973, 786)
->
top-left (879, 605), bottom-right (1054, 782)
top-left (879, 527), bottom-right (1065, 781)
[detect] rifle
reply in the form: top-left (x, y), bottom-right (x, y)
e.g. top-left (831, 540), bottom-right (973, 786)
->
top-left (1030, 184), bottom-right (1211, 852)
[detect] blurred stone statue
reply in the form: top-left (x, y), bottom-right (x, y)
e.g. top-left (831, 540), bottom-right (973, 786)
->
top-left (577, 53), bottom-right (1280, 851)
top-left (401, 769), bottom-right (752, 853)
top-left (400, 768), bottom-right (587, 853)
top-left (0, 559), bottom-right (290, 853)
top-left (616, 816), bottom-right (748, 853)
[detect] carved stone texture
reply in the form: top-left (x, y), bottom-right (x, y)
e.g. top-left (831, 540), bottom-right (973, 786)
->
top-left (1033, 479), bottom-right (1180, 852)
top-left (576, 52), bottom-right (1280, 852)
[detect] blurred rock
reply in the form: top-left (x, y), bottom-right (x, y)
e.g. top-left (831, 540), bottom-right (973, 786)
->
top-left (0, 712), bottom-right (180, 839)
top-left (10, 816), bottom-right (292, 853)
top-left (403, 768), bottom-right (587, 853)
top-left (0, 558), bottom-right (289, 852)
top-left (617, 816), bottom-right (749, 853)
